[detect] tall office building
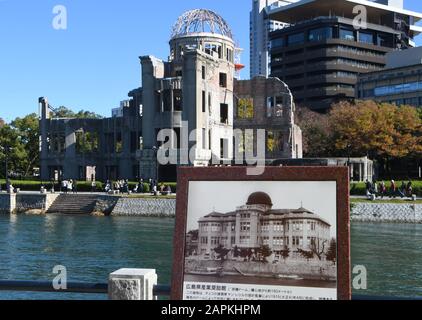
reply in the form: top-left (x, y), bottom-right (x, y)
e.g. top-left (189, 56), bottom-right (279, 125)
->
top-left (357, 46), bottom-right (422, 108)
top-left (250, 0), bottom-right (299, 78)
top-left (267, 0), bottom-right (422, 111)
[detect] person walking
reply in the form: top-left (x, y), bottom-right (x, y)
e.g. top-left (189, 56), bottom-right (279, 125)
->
top-left (62, 180), bottom-right (67, 194)
top-left (66, 180), bottom-right (72, 194)
top-left (91, 180), bottom-right (96, 193)
top-left (72, 180), bottom-right (77, 194)
top-left (389, 180), bottom-right (397, 198)
top-left (407, 180), bottom-right (413, 197)
top-left (379, 181), bottom-right (386, 199)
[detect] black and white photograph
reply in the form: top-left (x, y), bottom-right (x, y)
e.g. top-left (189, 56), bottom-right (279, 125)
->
top-left (183, 180), bottom-right (338, 300)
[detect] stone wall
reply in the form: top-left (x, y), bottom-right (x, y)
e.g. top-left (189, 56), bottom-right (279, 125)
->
top-left (93, 196), bottom-right (120, 215)
top-left (0, 194), bottom-right (14, 214)
top-left (111, 198), bottom-right (176, 217)
top-left (0, 193), bottom-right (59, 214)
top-left (15, 194), bottom-right (59, 213)
top-left (351, 202), bottom-right (422, 223)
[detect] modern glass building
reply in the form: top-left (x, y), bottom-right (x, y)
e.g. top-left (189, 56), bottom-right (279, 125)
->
top-left (250, 0), bottom-right (299, 78)
top-left (267, 0), bottom-right (422, 111)
top-left (357, 46), bottom-right (422, 107)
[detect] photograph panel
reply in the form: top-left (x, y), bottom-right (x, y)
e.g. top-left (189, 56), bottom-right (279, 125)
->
top-left (183, 181), bottom-right (338, 300)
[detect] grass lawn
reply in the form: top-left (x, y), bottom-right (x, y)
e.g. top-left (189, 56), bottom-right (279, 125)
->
top-left (351, 198), bottom-right (422, 205)
top-left (119, 194), bottom-right (177, 200)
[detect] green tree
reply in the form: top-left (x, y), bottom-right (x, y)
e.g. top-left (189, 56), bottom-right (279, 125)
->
top-left (53, 106), bottom-right (103, 119)
top-left (297, 248), bottom-right (314, 261)
top-left (214, 245), bottom-right (231, 262)
top-left (281, 248), bottom-right (290, 261)
top-left (11, 113), bottom-right (40, 176)
top-left (258, 245), bottom-right (272, 263)
top-left (326, 239), bottom-right (337, 264)
top-left (233, 246), bottom-right (241, 258)
top-left (0, 124), bottom-right (26, 178)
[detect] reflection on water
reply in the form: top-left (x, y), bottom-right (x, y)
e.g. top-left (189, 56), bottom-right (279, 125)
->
top-left (0, 214), bottom-right (174, 300)
top-left (351, 223), bottom-right (422, 298)
top-left (0, 215), bottom-right (421, 299)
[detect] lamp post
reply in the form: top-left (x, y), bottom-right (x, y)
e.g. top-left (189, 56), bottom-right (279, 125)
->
top-left (347, 143), bottom-right (352, 181)
top-left (152, 146), bottom-right (159, 185)
top-left (1, 145), bottom-right (10, 192)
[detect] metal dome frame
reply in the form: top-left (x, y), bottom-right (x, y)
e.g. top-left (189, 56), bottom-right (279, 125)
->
top-left (171, 9), bottom-right (233, 40)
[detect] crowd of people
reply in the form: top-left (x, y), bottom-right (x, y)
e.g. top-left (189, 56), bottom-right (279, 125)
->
top-left (104, 178), bottom-right (173, 196)
top-left (365, 179), bottom-right (414, 199)
top-left (60, 179), bottom-right (78, 194)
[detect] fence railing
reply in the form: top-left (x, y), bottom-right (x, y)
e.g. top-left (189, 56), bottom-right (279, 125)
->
top-left (0, 269), bottom-right (420, 300)
top-left (0, 280), bottom-right (171, 297)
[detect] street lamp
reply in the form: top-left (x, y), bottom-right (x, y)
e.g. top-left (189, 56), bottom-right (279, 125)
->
top-left (346, 143), bottom-right (352, 180)
top-left (152, 146), bottom-right (159, 185)
top-left (0, 145), bottom-right (10, 192)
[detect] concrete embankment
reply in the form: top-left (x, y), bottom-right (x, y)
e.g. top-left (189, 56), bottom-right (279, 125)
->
top-left (351, 202), bottom-right (422, 223)
top-left (0, 193), bottom-right (59, 214)
top-left (0, 192), bottom-right (176, 217)
top-left (110, 197), bottom-right (176, 217)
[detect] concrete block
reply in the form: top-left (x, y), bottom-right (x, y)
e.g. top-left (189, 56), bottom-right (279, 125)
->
top-left (108, 268), bottom-right (157, 300)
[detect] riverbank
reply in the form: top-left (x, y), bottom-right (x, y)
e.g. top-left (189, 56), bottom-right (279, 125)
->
top-left (351, 201), bottom-right (422, 223)
top-left (1, 192), bottom-right (421, 222)
top-left (0, 192), bottom-right (176, 217)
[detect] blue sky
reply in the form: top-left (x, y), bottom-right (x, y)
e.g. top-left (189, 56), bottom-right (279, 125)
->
top-left (0, 0), bottom-right (421, 122)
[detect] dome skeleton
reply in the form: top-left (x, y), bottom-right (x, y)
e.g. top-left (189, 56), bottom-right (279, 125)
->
top-left (171, 9), bottom-right (233, 40)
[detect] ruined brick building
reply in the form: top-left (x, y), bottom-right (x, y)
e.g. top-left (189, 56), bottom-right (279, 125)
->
top-left (39, 9), bottom-right (302, 182)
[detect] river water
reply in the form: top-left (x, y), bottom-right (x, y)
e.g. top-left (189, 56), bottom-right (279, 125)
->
top-left (0, 215), bottom-right (420, 300)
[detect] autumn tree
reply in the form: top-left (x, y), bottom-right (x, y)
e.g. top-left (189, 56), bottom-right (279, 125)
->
top-left (329, 100), bottom-right (422, 172)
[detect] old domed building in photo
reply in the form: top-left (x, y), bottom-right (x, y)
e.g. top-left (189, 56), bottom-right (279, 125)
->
top-left (196, 192), bottom-right (331, 259)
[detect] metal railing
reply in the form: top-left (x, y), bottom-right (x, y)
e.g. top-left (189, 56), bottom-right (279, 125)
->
top-left (0, 280), bottom-right (171, 297)
top-left (1, 280), bottom-right (421, 300)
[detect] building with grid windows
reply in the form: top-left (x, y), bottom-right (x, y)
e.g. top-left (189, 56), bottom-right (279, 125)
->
top-left (196, 192), bottom-right (331, 258)
top-left (267, 0), bottom-right (422, 111)
top-left (356, 46), bottom-right (422, 107)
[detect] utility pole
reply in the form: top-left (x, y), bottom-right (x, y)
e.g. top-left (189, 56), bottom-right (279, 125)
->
top-left (152, 146), bottom-right (159, 184)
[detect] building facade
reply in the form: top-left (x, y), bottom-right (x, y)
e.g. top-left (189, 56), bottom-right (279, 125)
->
top-left (39, 93), bottom-right (142, 182)
top-left (234, 76), bottom-right (303, 160)
top-left (39, 9), bottom-right (303, 182)
top-left (357, 47), bottom-right (422, 107)
top-left (267, 0), bottom-right (422, 111)
top-left (197, 192), bottom-right (331, 258)
top-left (250, 0), bottom-right (299, 78)
top-left (138, 9), bottom-right (236, 180)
